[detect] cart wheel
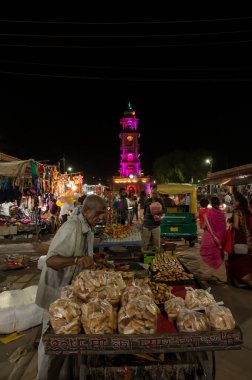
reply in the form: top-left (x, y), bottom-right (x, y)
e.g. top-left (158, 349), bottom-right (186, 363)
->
top-left (189, 239), bottom-right (196, 247)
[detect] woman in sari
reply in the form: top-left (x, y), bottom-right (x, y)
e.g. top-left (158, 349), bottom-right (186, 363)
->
top-left (228, 191), bottom-right (252, 286)
top-left (200, 196), bottom-right (227, 282)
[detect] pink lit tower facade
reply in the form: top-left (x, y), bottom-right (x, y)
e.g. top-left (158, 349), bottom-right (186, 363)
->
top-left (112, 102), bottom-right (151, 195)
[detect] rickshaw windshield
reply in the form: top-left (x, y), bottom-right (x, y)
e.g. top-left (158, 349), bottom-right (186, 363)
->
top-left (157, 183), bottom-right (197, 215)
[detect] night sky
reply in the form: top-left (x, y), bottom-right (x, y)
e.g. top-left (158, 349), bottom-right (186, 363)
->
top-left (1, 14), bottom-right (252, 184)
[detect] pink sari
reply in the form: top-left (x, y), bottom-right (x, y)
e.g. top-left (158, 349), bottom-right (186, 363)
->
top-left (200, 207), bottom-right (226, 269)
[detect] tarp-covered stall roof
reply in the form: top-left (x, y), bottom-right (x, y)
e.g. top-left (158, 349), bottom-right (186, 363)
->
top-left (225, 175), bottom-right (252, 186)
top-left (0, 160), bottom-right (33, 177)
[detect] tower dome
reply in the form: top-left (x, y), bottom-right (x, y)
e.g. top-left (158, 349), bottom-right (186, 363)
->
top-left (123, 101), bottom-right (136, 118)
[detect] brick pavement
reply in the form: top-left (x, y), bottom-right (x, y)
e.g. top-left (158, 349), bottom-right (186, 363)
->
top-left (0, 238), bottom-right (52, 291)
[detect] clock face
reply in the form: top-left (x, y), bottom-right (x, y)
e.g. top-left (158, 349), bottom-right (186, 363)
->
top-left (127, 135), bottom-right (133, 142)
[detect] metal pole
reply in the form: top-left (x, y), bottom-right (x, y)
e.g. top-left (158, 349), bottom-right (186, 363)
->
top-left (62, 154), bottom-right (66, 173)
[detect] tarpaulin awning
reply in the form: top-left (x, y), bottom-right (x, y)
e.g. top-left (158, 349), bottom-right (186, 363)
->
top-left (0, 160), bottom-right (33, 177)
top-left (225, 175), bottom-right (252, 186)
top-left (200, 178), bottom-right (231, 185)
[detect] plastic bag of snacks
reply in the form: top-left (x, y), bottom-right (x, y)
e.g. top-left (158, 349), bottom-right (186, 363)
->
top-left (72, 270), bottom-right (126, 305)
top-left (81, 298), bottom-right (117, 334)
top-left (49, 299), bottom-right (81, 334)
top-left (73, 271), bottom-right (106, 300)
top-left (121, 283), bottom-right (153, 306)
top-left (185, 287), bottom-right (215, 309)
top-left (177, 308), bottom-right (210, 332)
top-left (60, 285), bottom-right (81, 304)
top-left (118, 299), bottom-right (159, 334)
top-left (89, 285), bottom-right (121, 306)
top-left (164, 297), bottom-right (185, 320)
top-left (206, 304), bottom-right (236, 330)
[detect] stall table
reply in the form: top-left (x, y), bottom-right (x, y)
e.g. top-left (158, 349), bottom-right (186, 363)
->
top-left (0, 224), bottom-right (41, 241)
top-left (0, 225), bottom-right (17, 236)
top-left (94, 229), bottom-right (143, 260)
top-left (16, 224), bottom-right (41, 241)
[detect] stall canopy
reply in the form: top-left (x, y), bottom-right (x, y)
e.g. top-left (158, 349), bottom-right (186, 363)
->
top-left (201, 178), bottom-right (231, 185)
top-left (224, 175), bottom-right (252, 186)
top-left (0, 160), bottom-right (33, 177)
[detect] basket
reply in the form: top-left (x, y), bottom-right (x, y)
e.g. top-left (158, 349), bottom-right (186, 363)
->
top-left (161, 243), bottom-right (177, 252)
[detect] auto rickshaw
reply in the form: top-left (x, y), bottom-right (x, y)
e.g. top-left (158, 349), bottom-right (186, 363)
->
top-left (157, 183), bottom-right (198, 246)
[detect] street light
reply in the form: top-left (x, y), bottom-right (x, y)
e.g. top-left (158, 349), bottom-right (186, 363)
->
top-left (205, 158), bottom-right (213, 172)
top-left (68, 167), bottom-right (72, 172)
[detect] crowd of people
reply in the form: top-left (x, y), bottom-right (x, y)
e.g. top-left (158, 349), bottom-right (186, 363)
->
top-left (199, 190), bottom-right (252, 286)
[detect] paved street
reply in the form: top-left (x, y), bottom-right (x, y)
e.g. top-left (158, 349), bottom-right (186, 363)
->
top-left (0, 237), bottom-right (251, 379)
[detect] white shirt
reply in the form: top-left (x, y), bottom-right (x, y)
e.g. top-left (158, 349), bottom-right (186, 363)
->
top-left (181, 195), bottom-right (190, 206)
top-left (224, 194), bottom-right (231, 205)
top-left (59, 203), bottom-right (74, 216)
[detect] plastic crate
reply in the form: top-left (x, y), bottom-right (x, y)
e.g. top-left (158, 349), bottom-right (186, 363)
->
top-left (143, 251), bottom-right (155, 265)
top-left (144, 255), bottom-right (154, 265)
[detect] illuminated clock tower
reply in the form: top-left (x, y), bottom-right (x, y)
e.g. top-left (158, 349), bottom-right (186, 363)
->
top-left (119, 102), bottom-right (141, 177)
top-left (112, 102), bottom-right (151, 195)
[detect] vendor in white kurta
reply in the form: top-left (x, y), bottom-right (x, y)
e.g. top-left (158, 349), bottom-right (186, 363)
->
top-left (35, 194), bottom-right (107, 380)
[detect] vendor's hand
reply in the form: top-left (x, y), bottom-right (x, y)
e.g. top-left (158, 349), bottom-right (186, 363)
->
top-left (78, 256), bottom-right (95, 269)
top-left (94, 252), bottom-right (108, 265)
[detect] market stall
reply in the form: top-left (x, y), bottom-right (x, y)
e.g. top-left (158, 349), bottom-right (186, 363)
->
top-left (43, 252), bottom-right (243, 380)
top-left (94, 194), bottom-right (143, 261)
top-left (0, 159), bottom-right (62, 239)
top-left (96, 228), bottom-right (142, 245)
top-left (55, 172), bottom-right (83, 197)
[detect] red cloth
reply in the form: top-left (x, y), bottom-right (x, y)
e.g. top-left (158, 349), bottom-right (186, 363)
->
top-left (172, 284), bottom-right (196, 298)
top-left (38, 164), bottom-right (44, 174)
top-left (198, 208), bottom-right (208, 229)
top-left (224, 226), bottom-right (234, 254)
top-left (156, 285), bottom-right (197, 333)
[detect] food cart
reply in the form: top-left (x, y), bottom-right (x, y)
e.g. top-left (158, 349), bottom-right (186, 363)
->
top-left (43, 252), bottom-right (243, 380)
top-left (44, 326), bottom-right (242, 379)
top-left (94, 225), bottom-right (144, 263)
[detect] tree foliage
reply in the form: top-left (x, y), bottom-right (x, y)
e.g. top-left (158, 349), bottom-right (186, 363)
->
top-left (153, 149), bottom-right (211, 184)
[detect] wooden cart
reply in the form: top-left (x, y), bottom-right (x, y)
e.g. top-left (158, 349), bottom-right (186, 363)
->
top-left (43, 324), bottom-right (243, 380)
top-left (43, 257), bottom-right (243, 379)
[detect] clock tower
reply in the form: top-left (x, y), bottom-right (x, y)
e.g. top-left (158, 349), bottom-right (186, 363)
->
top-left (119, 102), bottom-right (141, 177)
top-left (112, 102), bottom-right (151, 195)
